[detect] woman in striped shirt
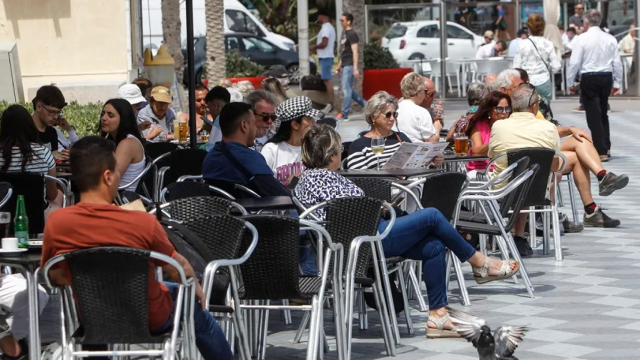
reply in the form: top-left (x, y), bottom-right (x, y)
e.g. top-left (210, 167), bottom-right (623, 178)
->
top-left (346, 91), bottom-right (411, 169)
top-left (0, 105), bottom-right (60, 206)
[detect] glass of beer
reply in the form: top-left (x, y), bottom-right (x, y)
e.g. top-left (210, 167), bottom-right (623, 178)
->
top-left (173, 120), bottom-right (180, 140)
top-left (0, 212), bottom-right (10, 238)
top-left (454, 133), bottom-right (469, 157)
top-left (178, 120), bottom-right (188, 142)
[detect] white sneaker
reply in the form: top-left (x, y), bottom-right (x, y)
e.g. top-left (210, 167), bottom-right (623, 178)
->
top-left (321, 104), bottom-right (334, 114)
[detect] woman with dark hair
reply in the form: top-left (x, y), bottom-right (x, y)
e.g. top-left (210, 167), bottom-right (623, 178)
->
top-left (100, 98), bottom-right (145, 191)
top-left (261, 96), bottom-right (318, 187)
top-left (0, 104), bottom-right (60, 206)
top-left (261, 77), bottom-right (289, 105)
top-left (465, 91), bottom-right (512, 176)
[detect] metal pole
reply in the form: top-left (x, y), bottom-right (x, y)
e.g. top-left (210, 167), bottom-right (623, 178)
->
top-left (635, 0), bottom-right (640, 96)
top-left (186, 0), bottom-right (197, 149)
top-left (297, 0), bottom-right (310, 76)
top-left (563, 2), bottom-right (568, 31)
top-left (336, 0), bottom-right (343, 54)
top-left (439, 0), bottom-right (447, 99)
top-left (515, 0), bottom-right (521, 33)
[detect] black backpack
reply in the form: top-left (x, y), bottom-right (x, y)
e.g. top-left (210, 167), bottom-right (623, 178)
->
top-left (160, 219), bottom-right (211, 282)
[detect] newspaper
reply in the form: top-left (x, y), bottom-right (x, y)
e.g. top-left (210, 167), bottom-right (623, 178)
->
top-left (383, 142), bottom-right (448, 169)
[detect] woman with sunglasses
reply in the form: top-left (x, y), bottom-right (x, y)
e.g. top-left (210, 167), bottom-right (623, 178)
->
top-left (465, 91), bottom-right (512, 177)
top-left (346, 91), bottom-right (412, 169)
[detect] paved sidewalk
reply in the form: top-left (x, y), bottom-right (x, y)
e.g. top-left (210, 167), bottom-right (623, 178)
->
top-left (262, 99), bottom-right (640, 359)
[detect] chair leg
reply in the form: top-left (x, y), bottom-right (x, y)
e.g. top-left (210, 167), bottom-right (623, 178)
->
top-left (371, 281), bottom-right (396, 356)
top-left (396, 265), bottom-right (414, 335)
top-left (566, 173), bottom-right (580, 224)
top-left (551, 202), bottom-right (563, 261)
top-left (357, 290), bottom-right (368, 330)
top-left (407, 265), bottom-right (428, 312)
top-left (452, 254), bottom-right (471, 306)
top-left (543, 210), bottom-right (550, 256)
top-left (306, 297), bottom-right (320, 360)
top-left (528, 210), bottom-right (536, 248)
top-left (294, 311), bottom-right (311, 343)
top-left (502, 232), bottom-right (535, 298)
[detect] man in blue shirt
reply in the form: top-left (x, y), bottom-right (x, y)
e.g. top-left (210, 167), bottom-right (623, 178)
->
top-left (202, 102), bottom-right (290, 197)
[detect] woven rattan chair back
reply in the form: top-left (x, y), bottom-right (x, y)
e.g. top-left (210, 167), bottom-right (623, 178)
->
top-left (238, 215), bottom-right (301, 300)
top-left (503, 164), bottom-right (540, 232)
top-left (349, 178), bottom-right (393, 202)
top-left (0, 173), bottom-right (45, 235)
top-left (165, 182), bottom-right (211, 202)
top-left (507, 148), bottom-right (554, 208)
top-left (325, 197), bottom-right (383, 279)
top-left (65, 247), bottom-right (160, 344)
top-left (167, 196), bottom-right (234, 221)
top-left (420, 172), bottom-right (468, 221)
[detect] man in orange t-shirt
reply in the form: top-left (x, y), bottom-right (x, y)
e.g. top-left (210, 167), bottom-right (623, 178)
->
top-left (41, 136), bottom-right (233, 360)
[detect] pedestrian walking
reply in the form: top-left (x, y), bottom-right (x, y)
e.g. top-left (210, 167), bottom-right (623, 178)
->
top-left (567, 9), bottom-right (622, 162)
top-left (336, 12), bottom-right (366, 121)
top-left (310, 10), bottom-right (336, 114)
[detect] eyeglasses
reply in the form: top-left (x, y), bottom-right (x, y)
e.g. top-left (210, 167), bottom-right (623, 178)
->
top-left (425, 90), bottom-right (436, 97)
top-left (495, 106), bottom-right (512, 114)
top-left (39, 103), bottom-right (63, 117)
top-left (382, 111), bottom-right (398, 119)
top-left (257, 113), bottom-right (277, 122)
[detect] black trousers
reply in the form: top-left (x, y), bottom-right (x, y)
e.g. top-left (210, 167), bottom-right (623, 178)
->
top-left (580, 73), bottom-right (613, 155)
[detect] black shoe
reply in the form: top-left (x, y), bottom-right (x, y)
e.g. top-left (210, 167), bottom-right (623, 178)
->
top-left (514, 236), bottom-right (533, 257)
top-left (561, 214), bottom-right (584, 233)
top-left (584, 208), bottom-right (621, 228)
top-left (599, 172), bottom-right (629, 196)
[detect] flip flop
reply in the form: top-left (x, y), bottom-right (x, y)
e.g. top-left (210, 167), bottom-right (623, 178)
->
top-left (473, 257), bottom-right (520, 284)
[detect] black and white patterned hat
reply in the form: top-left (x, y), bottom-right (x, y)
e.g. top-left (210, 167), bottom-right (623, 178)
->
top-left (275, 96), bottom-right (321, 129)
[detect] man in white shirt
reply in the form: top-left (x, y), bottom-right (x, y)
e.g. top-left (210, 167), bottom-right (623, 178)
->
top-left (507, 28), bottom-right (529, 58)
top-left (310, 11), bottom-right (336, 115)
top-left (475, 40), bottom-right (506, 60)
top-left (562, 27), bottom-right (577, 53)
top-left (618, 23), bottom-right (635, 68)
top-left (567, 9), bottom-right (622, 160)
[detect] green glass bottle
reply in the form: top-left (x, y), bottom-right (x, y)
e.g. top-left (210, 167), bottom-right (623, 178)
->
top-left (14, 195), bottom-right (29, 249)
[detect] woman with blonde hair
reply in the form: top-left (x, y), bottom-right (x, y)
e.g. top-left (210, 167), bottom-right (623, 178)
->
top-left (261, 77), bottom-right (288, 105)
top-left (396, 72), bottom-right (440, 143)
top-left (513, 14), bottom-right (561, 105)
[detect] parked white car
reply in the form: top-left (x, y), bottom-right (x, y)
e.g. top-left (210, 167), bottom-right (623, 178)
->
top-left (381, 21), bottom-right (484, 63)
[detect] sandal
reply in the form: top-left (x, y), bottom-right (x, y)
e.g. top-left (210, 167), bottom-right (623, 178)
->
top-left (473, 256), bottom-right (520, 284)
top-left (426, 313), bottom-right (461, 339)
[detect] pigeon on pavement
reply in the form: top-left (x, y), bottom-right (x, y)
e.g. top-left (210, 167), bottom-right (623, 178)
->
top-left (447, 307), bottom-right (527, 360)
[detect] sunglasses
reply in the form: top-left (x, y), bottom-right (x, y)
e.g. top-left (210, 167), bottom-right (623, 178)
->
top-left (257, 113), bottom-right (277, 122)
top-left (495, 106), bottom-right (512, 114)
top-left (382, 111), bottom-right (398, 119)
top-left (425, 90), bottom-right (436, 97)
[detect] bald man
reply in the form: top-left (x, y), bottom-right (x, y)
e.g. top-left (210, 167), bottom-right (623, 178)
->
top-left (484, 73), bottom-right (499, 92)
top-left (421, 77), bottom-right (443, 135)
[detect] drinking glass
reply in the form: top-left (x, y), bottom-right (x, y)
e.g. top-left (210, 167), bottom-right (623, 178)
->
top-left (454, 133), bottom-right (469, 157)
top-left (371, 137), bottom-right (385, 171)
top-left (0, 213), bottom-right (10, 238)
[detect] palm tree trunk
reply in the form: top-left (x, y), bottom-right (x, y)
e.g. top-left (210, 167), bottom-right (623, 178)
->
top-left (161, 0), bottom-right (184, 83)
top-left (206, 0), bottom-right (226, 85)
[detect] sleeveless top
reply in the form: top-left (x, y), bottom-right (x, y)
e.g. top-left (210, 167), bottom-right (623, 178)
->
top-left (119, 135), bottom-right (146, 191)
top-left (466, 119), bottom-right (491, 172)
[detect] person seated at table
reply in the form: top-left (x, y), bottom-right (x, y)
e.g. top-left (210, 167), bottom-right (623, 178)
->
top-left (420, 77), bottom-right (444, 129)
top-left (245, 90), bottom-right (278, 153)
top-left (446, 82), bottom-right (489, 143)
top-left (346, 91), bottom-right (411, 169)
top-left (177, 84), bottom-right (214, 135)
top-left (497, 68), bottom-right (628, 230)
top-left (465, 91), bottom-right (512, 178)
top-left (202, 102), bottom-right (290, 197)
top-left (137, 86), bottom-right (177, 141)
top-left (0, 105), bottom-right (63, 211)
top-left (261, 96), bottom-right (319, 187)
top-left (100, 99), bottom-right (146, 192)
top-left (295, 124), bottom-right (520, 338)
top-left (261, 77), bottom-right (289, 105)
top-left (41, 136), bottom-right (233, 360)
top-left (396, 73), bottom-right (439, 143)
top-left (475, 40), bottom-right (506, 59)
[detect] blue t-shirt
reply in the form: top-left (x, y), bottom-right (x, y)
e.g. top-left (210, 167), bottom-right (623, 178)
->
top-left (202, 141), bottom-right (273, 185)
top-left (498, 9), bottom-right (505, 17)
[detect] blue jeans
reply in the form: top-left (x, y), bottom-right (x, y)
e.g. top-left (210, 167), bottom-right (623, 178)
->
top-left (378, 208), bottom-right (475, 310)
top-left (340, 66), bottom-right (366, 117)
top-left (158, 282), bottom-right (233, 360)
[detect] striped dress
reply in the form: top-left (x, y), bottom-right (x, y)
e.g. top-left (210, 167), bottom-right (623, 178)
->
top-left (346, 132), bottom-right (411, 169)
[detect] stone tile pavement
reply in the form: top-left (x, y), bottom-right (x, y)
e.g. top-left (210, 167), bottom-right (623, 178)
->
top-left (260, 100), bottom-right (640, 359)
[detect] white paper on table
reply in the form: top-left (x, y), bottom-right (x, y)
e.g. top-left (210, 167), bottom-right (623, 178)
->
top-left (383, 142), bottom-right (449, 169)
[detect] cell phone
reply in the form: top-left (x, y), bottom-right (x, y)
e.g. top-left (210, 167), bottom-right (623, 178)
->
top-left (287, 176), bottom-right (300, 189)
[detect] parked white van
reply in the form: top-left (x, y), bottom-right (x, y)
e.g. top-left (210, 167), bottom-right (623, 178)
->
top-left (142, 0), bottom-right (296, 53)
